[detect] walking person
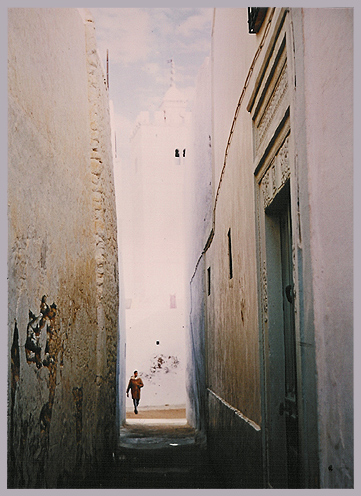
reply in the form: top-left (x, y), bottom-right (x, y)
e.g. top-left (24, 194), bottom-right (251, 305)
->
top-left (126, 370), bottom-right (144, 414)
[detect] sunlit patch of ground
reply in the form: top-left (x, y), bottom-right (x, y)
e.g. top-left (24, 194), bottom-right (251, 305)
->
top-left (126, 406), bottom-right (186, 420)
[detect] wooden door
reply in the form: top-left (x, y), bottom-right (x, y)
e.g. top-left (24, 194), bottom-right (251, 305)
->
top-left (263, 182), bottom-right (300, 488)
top-left (278, 195), bottom-right (299, 488)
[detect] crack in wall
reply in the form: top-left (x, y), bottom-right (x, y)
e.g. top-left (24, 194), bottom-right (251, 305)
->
top-left (72, 387), bottom-right (83, 468)
top-left (9, 321), bottom-right (20, 486)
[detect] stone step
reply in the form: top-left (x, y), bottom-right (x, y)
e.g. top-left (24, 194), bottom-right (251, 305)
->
top-left (99, 422), bottom-right (225, 488)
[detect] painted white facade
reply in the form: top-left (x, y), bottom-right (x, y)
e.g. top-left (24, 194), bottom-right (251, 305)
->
top-left (184, 56), bottom-right (212, 430)
top-left (298, 9), bottom-right (353, 487)
top-left (121, 76), bottom-right (191, 408)
top-left (187, 7), bottom-right (353, 489)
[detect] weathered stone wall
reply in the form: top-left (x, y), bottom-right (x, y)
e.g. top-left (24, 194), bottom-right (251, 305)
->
top-left (8, 8), bottom-right (120, 488)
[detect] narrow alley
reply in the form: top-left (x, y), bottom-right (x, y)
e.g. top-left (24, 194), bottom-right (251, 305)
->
top-left (7, 8), bottom-right (353, 490)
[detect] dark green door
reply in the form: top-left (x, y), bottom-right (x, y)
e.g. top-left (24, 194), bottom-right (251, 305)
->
top-left (279, 198), bottom-right (300, 488)
top-left (264, 181), bottom-right (300, 488)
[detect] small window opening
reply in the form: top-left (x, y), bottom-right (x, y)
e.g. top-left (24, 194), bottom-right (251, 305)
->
top-left (183, 149), bottom-right (186, 157)
top-left (175, 149), bottom-right (180, 158)
top-left (170, 294), bottom-right (177, 309)
top-left (207, 267), bottom-right (211, 296)
top-left (247, 7), bottom-right (268, 34)
top-left (228, 228), bottom-right (233, 279)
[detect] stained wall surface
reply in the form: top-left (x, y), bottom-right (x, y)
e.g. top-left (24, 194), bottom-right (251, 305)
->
top-left (8, 8), bottom-right (121, 488)
top-left (205, 9), bottom-right (263, 488)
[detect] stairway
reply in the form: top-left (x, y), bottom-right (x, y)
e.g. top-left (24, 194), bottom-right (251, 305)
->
top-left (101, 421), bottom-right (225, 489)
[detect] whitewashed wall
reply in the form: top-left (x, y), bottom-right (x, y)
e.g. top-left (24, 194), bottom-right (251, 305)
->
top-left (300, 8), bottom-right (353, 488)
top-left (185, 56), bottom-right (212, 430)
top-left (187, 7), bottom-right (353, 488)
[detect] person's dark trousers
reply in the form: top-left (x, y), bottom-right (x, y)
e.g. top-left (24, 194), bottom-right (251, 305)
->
top-left (133, 398), bottom-right (140, 414)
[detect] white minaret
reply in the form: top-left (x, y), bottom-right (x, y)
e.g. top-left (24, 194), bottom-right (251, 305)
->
top-left (122, 62), bottom-right (192, 410)
top-left (159, 60), bottom-right (188, 126)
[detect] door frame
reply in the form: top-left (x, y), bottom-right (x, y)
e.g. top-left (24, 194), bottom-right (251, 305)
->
top-left (249, 8), bottom-right (321, 487)
top-left (247, 8), bottom-right (313, 487)
top-left (254, 128), bottom-right (304, 487)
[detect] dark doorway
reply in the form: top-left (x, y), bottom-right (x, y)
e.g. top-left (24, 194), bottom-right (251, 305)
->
top-left (263, 181), bottom-right (300, 488)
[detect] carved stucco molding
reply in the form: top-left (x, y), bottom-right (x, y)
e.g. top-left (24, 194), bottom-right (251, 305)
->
top-left (279, 134), bottom-right (290, 182)
top-left (255, 61), bottom-right (288, 152)
top-left (261, 135), bottom-right (290, 209)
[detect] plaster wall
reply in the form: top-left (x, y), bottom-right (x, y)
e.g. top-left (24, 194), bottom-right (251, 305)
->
top-left (190, 9), bottom-right (265, 486)
top-left (208, 6), bottom-right (262, 426)
top-left (186, 57), bottom-right (213, 278)
top-left (8, 8), bottom-right (120, 487)
top-left (211, 8), bottom-right (258, 199)
top-left (185, 57), bottom-right (212, 430)
top-left (198, 7), bottom-right (353, 488)
top-left (110, 103), bottom-right (127, 426)
top-left (300, 8), bottom-right (353, 488)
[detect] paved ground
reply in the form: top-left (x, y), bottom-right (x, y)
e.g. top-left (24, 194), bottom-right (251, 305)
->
top-left (98, 409), bottom-right (226, 489)
top-left (126, 406), bottom-right (186, 419)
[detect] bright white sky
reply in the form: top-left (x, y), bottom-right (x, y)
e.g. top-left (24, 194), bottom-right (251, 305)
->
top-left (89, 8), bottom-right (213, 166)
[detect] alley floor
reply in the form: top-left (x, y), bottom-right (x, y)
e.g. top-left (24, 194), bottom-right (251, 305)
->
top-left (97, 409), bottom-right (226, 489)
